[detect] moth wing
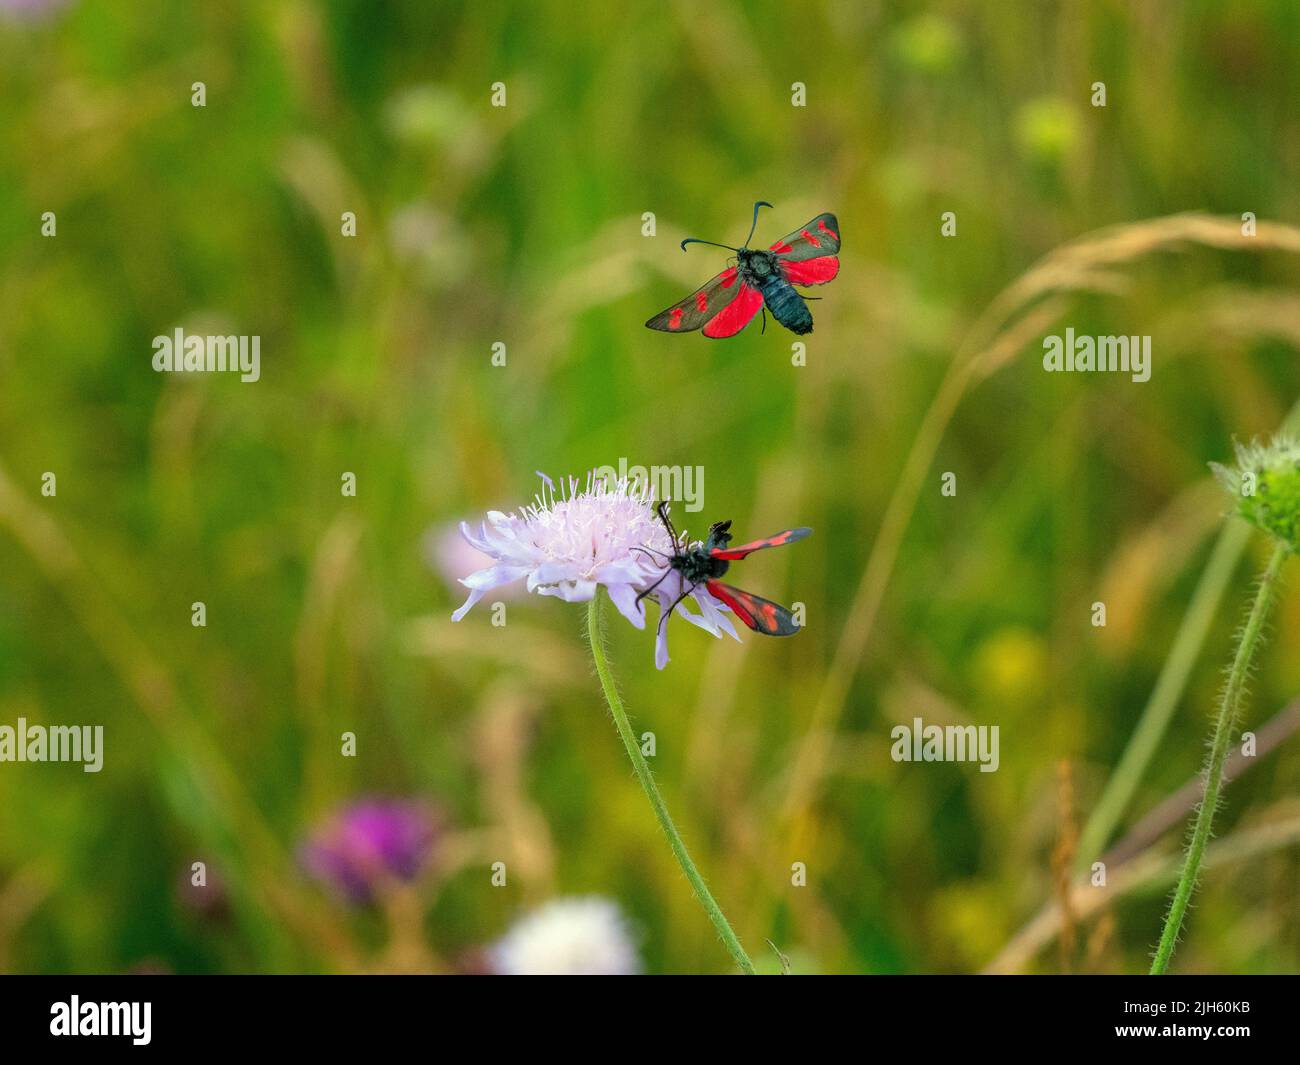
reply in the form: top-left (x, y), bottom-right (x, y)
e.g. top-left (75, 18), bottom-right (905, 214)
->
top-left (701, 282), bottom-right (763, 338)
top-left (706, 580), bottom-right (801, 636)
top-left (710, 526), bottom-right (812, 561)
top-left (768, 212), bottom-right (841, 262)
top-left (780, 256), bottom-right (839, 286)
top-left (646, 267), bottom-right (746, 333)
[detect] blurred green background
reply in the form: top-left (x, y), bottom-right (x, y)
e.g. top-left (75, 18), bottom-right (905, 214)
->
top-left (2, 0), bottom-right (1299, 974)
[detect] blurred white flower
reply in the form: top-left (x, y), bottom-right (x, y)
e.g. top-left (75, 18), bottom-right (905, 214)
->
top-left (489, 896), bottom-right (640, 975)
top-left (449, 472), bottom-right (739, 669)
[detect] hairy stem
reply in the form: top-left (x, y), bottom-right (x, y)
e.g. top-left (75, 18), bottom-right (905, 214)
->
top-left (1079, 395), bottom-right (1300, 869)
top-left (585, 591), bottom-right (755, 974)
top-left (1150, 540), bottom-right (1289, 974)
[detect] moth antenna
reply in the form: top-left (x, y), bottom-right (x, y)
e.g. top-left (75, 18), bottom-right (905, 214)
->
top-left (656, 500), bottom-right (682, 546)
top-left (680, 238), bottom-right (740, 253)
top-left (742, 201), bottom-right (773, 248)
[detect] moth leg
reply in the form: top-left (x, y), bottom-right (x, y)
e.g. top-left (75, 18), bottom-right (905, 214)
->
top-left (634, 567), bottom-right (674, 611)
top-left (761, 305), bottom-right (768, 334)
top-left (657, 581), bottom-right (699, 634)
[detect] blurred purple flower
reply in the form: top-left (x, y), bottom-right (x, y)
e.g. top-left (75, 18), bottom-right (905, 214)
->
top-left (300, 798), bottom-right (441, 904)
top-left (176, 862), bottom-right (229, 921)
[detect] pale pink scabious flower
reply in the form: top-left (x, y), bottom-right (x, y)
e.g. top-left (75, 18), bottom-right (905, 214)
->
top-left (450, 472), bottom-right (739, 668)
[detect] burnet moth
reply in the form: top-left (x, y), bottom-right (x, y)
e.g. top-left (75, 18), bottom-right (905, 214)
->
top-left (646, 201), bottom-right (840, 338)
top-left (636, 501), bottom-right (811, 637)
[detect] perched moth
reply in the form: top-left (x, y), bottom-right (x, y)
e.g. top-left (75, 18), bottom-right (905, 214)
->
top-left (636, 501), bottom-right (811, 636)
top-left (646, 201), bottom-right (840, 338)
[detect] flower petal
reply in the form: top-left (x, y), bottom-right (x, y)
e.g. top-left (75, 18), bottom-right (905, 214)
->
top-left (527, 561), bottom-right (578, 590)
top-left (451, 587), bottom-right (486, 623)
top-left (450, 563), bottom-right (531, 621)
top-left (536, 580), bottom-right (598, 602)
top-left (692, 587), bottom-right (741, 641)
top-left (606, 582), bottom-right (648, 629)
top-left (459, 520), bottom-right (494, 554)
top-left (592, 560), bottom-right (646, 586)
top-left (461, 563), bottom-right (531, 591)
top-left (679, 605), bottom-right (722, 635)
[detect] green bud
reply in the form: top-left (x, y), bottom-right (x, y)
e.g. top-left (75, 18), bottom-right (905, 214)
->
top-left (1211, 436), bottom-right (1300, 553)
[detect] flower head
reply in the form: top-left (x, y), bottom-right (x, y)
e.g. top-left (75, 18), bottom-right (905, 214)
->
top-left (299, 798), bottom-right (441, 904)
top-left (1211, 435), bottom-right (1300, 553)
top-left (488, 896), bottom-right (640, 975)
top-left (449, 472), bottom-right (739, 668)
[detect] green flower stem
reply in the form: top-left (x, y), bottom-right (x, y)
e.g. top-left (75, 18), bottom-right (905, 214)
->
top-left (1080, 397), bottom-right (1300, 871)
top-left (1150, 540), bottom-right (1290, 974)
top-left (585, 590), bottom-right (756, 975)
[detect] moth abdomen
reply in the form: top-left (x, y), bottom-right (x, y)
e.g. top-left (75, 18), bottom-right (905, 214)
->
top-left (759, 275), bottom-right (813, 335)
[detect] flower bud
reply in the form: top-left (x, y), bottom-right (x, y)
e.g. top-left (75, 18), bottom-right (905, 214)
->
top-left (1211, 436), bottom-right (1300, 552)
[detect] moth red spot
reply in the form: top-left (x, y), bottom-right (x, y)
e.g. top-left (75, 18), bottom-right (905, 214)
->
top-left (668, 308), bottom-right (684, 330)
top-left (761, 603), bottom-right (778, 628)
top-left (695, 291), bottom-right (709, 312)
top-left (781, 255), bottom-right (839, 285)
top-left (720, 267), bottom-right (738, 287)
top-left (800, 229), bottom-right (821, 247)
top-left (702, 283), bottom-right (763, 338)
top-left (770, 241), bottom-right (793, 254)
top-left (817, 219), bottom-right (839, 241)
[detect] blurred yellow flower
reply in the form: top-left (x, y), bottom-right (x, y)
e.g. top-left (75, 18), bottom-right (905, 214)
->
top-left (932, 882), bottom-right (1010, 969)
top-left (891, 14), bottom-right (963, 74)
top-left (1014, 97), bottom-right (1082, 165)
top-left (971, 627), bottom-right (1048, 707)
